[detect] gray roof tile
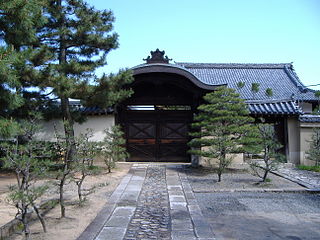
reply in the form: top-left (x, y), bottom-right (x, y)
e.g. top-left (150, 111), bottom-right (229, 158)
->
top-left (246, 100), bottom-right (303, 115)
top-left (299, 114), bottom-right (320, 123)
top-left (175, 63), bottom-right (318, 101)
top-left (80, 106), bottom-right (113, 115)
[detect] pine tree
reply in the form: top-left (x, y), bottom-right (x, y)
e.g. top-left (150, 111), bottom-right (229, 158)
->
top-left (314, 91), bottom-right (320, 114)
top-left (249, 123), bottom-right (285, 182)
top-left (265, 88), bottom-right (273, 98)
top-left (306, 128), bottom-right (320, 166)
top-left (1, 0), bottom-right (133, 220)
top-left (0, 114), bottom-right (51, 239)
top-left (236, 81), bottom-right (245, 98)
top-left (31, 0), bottom-right (133, 163)
top-left (188, 86), bottom-right (257, 182)
top-left (0, 47), bottom-right (21, 117)
top-left (0, 0), bottom-right (46, 49)
top-left (251, 83), bottom-right (260, 99)
top-left (100, 125), bottom-right (129, 173)
top-left (74, 129), bottom-right (100, 204)
top-left (1, 0), bottom-right (133, 161)
top-left (0, 0), bottom-right (47, 136)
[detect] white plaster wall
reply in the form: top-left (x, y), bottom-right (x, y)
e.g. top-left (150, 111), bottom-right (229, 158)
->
top-left (300, 123), bottom-right (320, 166)
top-left (287, 117), bottom-right (300, 165)
top-left (199, 153), bottom-right (244, 167)
top-left (299, 102), bottom-right (313, 114)
top-left (36, 115), bottom-right (115, 142)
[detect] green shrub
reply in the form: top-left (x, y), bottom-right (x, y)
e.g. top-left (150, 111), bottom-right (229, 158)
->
top-left (297, 165), bottom-right (320, 172)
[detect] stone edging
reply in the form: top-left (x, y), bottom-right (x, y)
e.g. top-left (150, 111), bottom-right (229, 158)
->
top-left (192, 188), bottom-right (314, 193)
top-left (76, 172), bottom-right (133, 240)
top-left (271, 170), bottom-right (318, 190)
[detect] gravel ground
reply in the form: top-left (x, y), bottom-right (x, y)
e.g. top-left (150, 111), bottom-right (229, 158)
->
top-left (185, 167), bottom-right (305, 192)
top-left (195, 192), bottom-right (320, 240)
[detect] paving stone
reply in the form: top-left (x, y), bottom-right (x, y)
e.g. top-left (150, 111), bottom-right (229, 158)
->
top-left (96, 227), bottom-right (127, 240)
top-left (185, 191), bottom-right (196, 199)
top-left (168, 186), bottom-right (182, 191)
top-left (168, 190), bottom-right (184, 196)
top-left (172, 219), bottom-right (194, 230)
top-left (170, 202), bottom-right (188, 210)
top-left (169, 195), bottom-right (186, 202)
top-left (194, 225), bottom-right (215, 239)
top-left (105, 215), bottom-right (132, 227)
top-left (172, 230), bottom-right (197, 240)
top-left (112, 206), bottom-right (136, 217)
top-left (187, 198), bottom-right (199, 205)
top-left (131, 175), bottom-right (145, 181)
top-left (171, 209), bottom-right (190, 220)
top-left (188, 204), bottom-right (201, 212)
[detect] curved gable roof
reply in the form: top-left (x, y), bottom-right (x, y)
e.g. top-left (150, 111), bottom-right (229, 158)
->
top-left (131, 63), bottom-right (222, 90)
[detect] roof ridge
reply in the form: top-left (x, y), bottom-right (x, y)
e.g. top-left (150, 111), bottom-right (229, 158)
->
top-left (245, 99), bottom-right (295, 104)
top-left (175, 62), bottom-right (292, 69)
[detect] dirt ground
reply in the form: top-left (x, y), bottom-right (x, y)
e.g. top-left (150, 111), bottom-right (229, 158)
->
top-left (0, 162), bottom-right (132, 240)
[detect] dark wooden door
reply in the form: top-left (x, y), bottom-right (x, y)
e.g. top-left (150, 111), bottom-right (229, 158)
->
top-left (124, 111), bottom-right (192, 162)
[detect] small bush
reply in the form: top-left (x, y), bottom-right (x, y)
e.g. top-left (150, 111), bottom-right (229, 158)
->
top-left (265, 178), bottom-right (272, 182)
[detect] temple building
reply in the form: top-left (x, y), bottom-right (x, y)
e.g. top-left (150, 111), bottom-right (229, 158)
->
top-left (39, 49), bottom-right (320, 166)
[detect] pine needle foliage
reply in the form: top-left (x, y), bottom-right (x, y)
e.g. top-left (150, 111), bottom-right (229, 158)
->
top-left (265, 88), bottom-right (273, 98)
top-left (249, 123), bottom-right (285, 182)
top-left (251, 83), bottom-right (260, 99)
top-left (188, 86), bottom-right (258, 182)
top-left (100, 125), bottom-right (129, 173)
top-left (0, 0), bottom-right (47, 137)
top-left (313, 91), bottom-right (320, 114)
top-left (74, 129), bottom-right (100, 204)
top-left (1, 0), bottom-right (134, 163)
top-left (0, 114), bottom-right (51, 239)
top-left (31, 0), bottom-right (133, 163)
top-left (306, 128), bottom-right (320, 166)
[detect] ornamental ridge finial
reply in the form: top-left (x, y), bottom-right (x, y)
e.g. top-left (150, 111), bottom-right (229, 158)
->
top-left (143, 49), bottom-right (172, 64)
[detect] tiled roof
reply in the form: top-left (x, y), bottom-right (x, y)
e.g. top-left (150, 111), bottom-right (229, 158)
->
top-left (175, 63), bottom-right (317, 101)
top-left (299, 114), bottom-right (320, 123)
top-left (246, 100), bottom-right (303, 115)
top-left (80, 106), bottom-right (113, 115)
top-left (78, 101), bottom-right (301, 116)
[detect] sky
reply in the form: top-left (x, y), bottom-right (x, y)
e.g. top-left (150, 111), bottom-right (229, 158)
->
top-left (86, 0), bottom-right (320, 90)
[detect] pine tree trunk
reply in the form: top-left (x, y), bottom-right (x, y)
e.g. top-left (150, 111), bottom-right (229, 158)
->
top-left (57, 0), bottom-right (76, 164)
top-left (77, 174), bottom-right (85, 203)
top-left (59, 175), bottom-right (66, 218)
top-left (262, 169), bottom-right (269, 182)
top-left (60, 96), bottom-right (76, 164)
top-left (262, 151), bottom-right (269, 182)
top-left (22, 208), bottom-right (30, 240)
top-left (21, 171), bottom-right (30, 239)
top-left (218, 172), bottom-right (222, 182)
top-left (32, 204), bottom-right (47, 232)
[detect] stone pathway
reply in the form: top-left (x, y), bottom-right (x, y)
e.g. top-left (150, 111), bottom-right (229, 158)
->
top-left (123, 165), bottom-right (170, 240)
top-left (275, 165), bottom-right (320, 189)
top-left (77, 163), bottom-right (215, 240)
top-left (78, 163), bottom-right (319, 240)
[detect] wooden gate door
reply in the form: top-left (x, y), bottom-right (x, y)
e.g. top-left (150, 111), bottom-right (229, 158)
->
top-left (125, 111), bottom-right (191, 162)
